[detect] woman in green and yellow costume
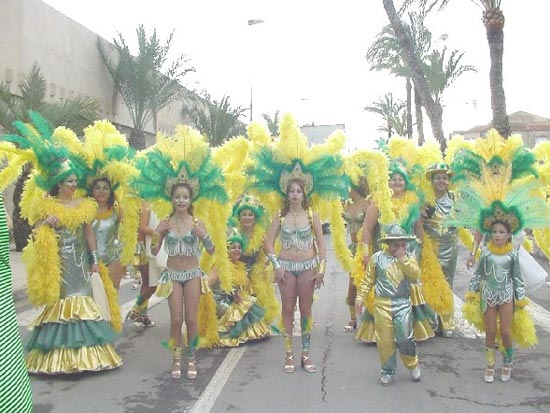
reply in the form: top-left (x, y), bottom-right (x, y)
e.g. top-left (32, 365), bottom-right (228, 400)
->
top-left (131, 125), bottom-right (230, 380)
top-left (448, 129), bottom-right (546, 382)
top-left (0, 112), bottom-right (122, 374)
top-left (208, 230), bottom-right (271, 346)
top-left (82, 121), bottom-right (140, 292)
top-left (342, 149), bottom-right (391, 333)
top-left (245, 114), bottom-right (350, 374)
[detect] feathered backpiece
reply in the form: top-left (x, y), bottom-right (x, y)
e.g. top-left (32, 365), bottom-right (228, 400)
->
top-left (0, 111), bottom-right (88, 191)
top-left (131, 124), bottom-right (232, 291)
top-left (244, 113), bottom-right (353, 270)
top-left (448, 130), bottom-right (549, 235)
top-left (244, 113), bottom-right (349, 208)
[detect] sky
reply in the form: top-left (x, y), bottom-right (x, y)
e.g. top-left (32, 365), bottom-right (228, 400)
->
top-left (42, 0), bottom-right (550, 150)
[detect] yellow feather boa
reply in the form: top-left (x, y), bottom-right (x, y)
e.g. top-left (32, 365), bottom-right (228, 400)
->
top-left (323, 199), bottom-right (353, 272)
top-left (420, 235), bottom-right (453, 314)
top-left (198, 277), bottom-right (219, 348)
top-left (249, 250), bottom-right (279, 324)
top-left (98, 262), bottom-right (122, 332)
top-left (118, 194), bottom-right (140, 265)
top-left (533, 228), bottom-right (550, 260)
top-left (22, 197), bottom-right (97, 306)
top-left (462, 292), bottom-right (537, 349)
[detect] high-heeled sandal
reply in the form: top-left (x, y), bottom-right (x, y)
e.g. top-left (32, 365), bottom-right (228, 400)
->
top-left (284, 353), bottom-right (295, 373)
top-left (343, 319), bottom-right (357, 332)
top-left (187, 359), bottom-right (197, 379)
top-left (484, 367), bottom-right (495, 383)
top-left (171, 359), bottom-right (181, 379)
top-left (301, 355), bottom-right (317, 373)
top-left (125, 310), bottom-right (141, 323)
top-left (500, 365), bottom-right (512, 382)
top-left (140, 314), bottom-right (156, 327)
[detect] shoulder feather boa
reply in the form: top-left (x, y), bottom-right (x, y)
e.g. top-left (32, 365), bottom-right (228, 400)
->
top-left (249, 250), bottom-right (279, 324)
top-left (22, 197), bottom-right (97, 306)
top-left (420, 235), bottom-right (453, 314)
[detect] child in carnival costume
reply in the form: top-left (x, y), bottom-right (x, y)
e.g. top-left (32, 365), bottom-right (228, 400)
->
top-left (81, 121), bottom-right (139, 331)
top-left (245, 114), bottom-right (350, 373)
top-left (448, 129), bottom-right (546, 383)
top-left (0, 112), bottom-right (122, 374)
top-left (227, 195), bottom-right (279, 325)
top-left (355, 224), bottom-right (423, 386)
top-left (208, 229), bottom-right (271, 346)
top-left (130, 124), bottom-right (230, 379)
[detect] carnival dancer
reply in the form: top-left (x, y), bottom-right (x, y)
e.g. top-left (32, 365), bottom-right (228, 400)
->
top-left (82, 120), bottom-right (140, 292)
top-left (421, 163), bottom-right (458, 337)
top-left (355, 224), bottom-right (422, 386)
top-left (449, 130), bottom-right (546, 383)
top-left (229, 195), bottom-right (279, 324)
top-left (0, 112), bottom-right (122, 374)
top-left (245, 114), bottom-right (349, 374)
top-left (130, 125), bottom-right (229, 380)
top-left (342, 179), bottom-right (371, 332)
top-left (209, 230), bottom-right (270, 346)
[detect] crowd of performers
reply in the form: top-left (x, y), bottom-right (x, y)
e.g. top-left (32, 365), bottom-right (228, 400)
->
top-left (2, 111), bottom-right (550, 410)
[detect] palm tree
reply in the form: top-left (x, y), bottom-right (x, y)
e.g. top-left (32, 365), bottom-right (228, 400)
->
top-left (183, 93), bottom-right (247, 147)
top-left (0, 63), bottom-right (100, 251)
top-left (97, 25), bottom-right (194, 149)
top-left (403, 0), bottom-right (510, 137)
top-left (365, 93), bottom-right (407, 139)
top-left (367, 12), bottom-right (432, 141)
top-left (261, 110), bottom-right (280, 137)
top-left (382, 0), bottom-right (445, 149)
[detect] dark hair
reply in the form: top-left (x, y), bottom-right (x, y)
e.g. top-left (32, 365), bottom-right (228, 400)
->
top-left (281, 178), bottom-right (309, 215)
top-left (352, 177), bottom-right (369, 198)
top-left (492, 220), bottom-right (511, 235)
top-left (88, 177), bottom-right (116, 208)
top-left (170, 182), bottom-right (194, 216)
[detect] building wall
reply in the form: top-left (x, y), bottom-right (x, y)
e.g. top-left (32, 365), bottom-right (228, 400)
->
top-left (0, 0), bottom-right (190, 138)
top-left (0, 0), bottom-right (198, 214)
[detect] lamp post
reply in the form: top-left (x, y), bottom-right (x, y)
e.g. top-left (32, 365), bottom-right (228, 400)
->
top-left (247, 18), bottom-right (264, 122)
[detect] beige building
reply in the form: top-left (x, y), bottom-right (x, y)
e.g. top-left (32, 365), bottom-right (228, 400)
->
top-left (0, 0), bottom-right (193, 143)
top-left (452, 111), bottom-right (550, 148)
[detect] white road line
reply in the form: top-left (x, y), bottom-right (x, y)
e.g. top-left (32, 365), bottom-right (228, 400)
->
top-left (190, 347), bottom-right (247, 413)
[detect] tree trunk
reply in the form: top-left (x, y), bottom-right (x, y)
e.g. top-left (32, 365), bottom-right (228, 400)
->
top-left (406, 77), bottom-right (413, 139)
top-left (130, 129), bottom-right (147, 150)
top-left (485, 15), bottom-right (510, 138)
top-left (12, 165), bottom-right (32, 252)
top-left (382, 0), bottom-right (446, 152)
top-left (414, 87), bottom-right (425, 145)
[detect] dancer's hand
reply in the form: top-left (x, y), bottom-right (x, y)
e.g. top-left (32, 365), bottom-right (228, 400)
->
top-left (44, 215), bottom-right (59, 228)
top-left (312, 272), bottom-right (324, 289)
top-left (355, 302), bottom-right (363, 315)
top-left (155, 219), bottom-right (170, 236)
top-left (274, 268), bottom-right (286, 284)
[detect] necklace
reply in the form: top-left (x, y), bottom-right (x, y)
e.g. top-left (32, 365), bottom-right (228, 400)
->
top-left (289, 211), bottom-right (301, 227)
top-left (58, 198), bottom-right (72, 207)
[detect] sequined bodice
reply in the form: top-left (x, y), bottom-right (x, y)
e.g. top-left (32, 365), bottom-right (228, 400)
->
top-left (164, 230), bottom-right (200, 257)
top-left (280, 225), bottom-right (314, 250)
top-left (92, 211), bottom-right (120, 258)
top-left (343, 211), bottom-right (365, 235)
top-left (423, 193), bottom-right (457, 242)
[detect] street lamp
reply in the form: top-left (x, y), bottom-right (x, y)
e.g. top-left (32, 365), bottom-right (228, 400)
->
top-left (247, 18), bottom-right (264, 122)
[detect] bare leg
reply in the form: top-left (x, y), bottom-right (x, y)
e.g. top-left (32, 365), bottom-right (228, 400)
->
top-left (297, 268), bottom-right (316, 373)
top-left (278, 273), bottom-right (298, 372)
top-left (183, 277), bottom-right (201, 379)
top-left (108, 260), bottom-right (124, 290)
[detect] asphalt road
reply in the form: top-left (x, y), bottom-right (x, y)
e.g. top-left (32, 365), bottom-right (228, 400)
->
top-left (15, 236), bottom-right (550, 412)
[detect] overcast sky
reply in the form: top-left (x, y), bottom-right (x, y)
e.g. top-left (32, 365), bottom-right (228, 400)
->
top-left (42, 0), bottom-right (550, 149)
